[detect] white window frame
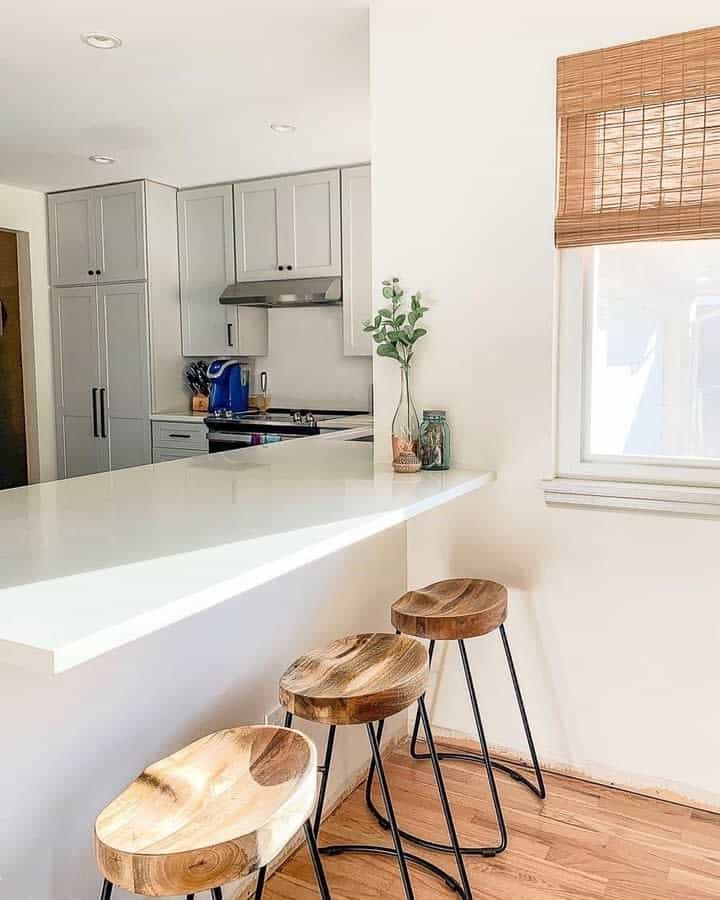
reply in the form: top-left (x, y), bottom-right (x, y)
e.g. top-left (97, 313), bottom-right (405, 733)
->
top-left (544, 246), bottom-right (720, 516)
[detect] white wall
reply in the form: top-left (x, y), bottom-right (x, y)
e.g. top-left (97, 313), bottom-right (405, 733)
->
top-left (0, 183), bottom-right (56, 482)
top-left (0, 524), bottom-right (407, 900)
top-left (252, 306), bottom-right (372, 410)
top-left (370, 0), bottom-right (720, 807)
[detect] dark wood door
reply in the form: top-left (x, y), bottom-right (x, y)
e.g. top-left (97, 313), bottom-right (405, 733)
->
top-left (0, 230), bottom-right (27, 489)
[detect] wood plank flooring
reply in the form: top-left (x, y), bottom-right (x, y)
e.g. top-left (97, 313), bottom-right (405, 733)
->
top-left (263, 741), bottom-right (720, 899)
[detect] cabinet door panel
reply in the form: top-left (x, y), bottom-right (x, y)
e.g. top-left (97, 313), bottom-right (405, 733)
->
top-left (96, 182), bottom-right (147, 282)
top-left (100, 283), bottom-right (151, 419)
top-left (234, 179), bottom-right (285, 281)
top-left (178, 186), bottom-right (237, 356)
top-left (63, 416), bottom-right (108, 478)
top-left (99, 283), bottom-right (151, 469)
top-left (341, 166), bottom-right (372, 356)
top-left (108, 418), bottom-right (151, 470)
top-left (48, 191), bottom-right (97, 286)
top-left (288, 170), bottom-right (341, 277)
top-left (52, 286), bottom-right (108, 476)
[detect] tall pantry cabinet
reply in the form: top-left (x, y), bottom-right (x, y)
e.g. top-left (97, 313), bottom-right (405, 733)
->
top-left (49, 180), bottom-right (185, 478)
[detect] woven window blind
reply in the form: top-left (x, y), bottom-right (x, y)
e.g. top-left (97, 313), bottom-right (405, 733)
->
top-left (556, 26), bottom-right (720, 248)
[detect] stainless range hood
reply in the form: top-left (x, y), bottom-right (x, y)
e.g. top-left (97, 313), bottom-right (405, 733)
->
top-left (219, 277), bottom-right (342, 309)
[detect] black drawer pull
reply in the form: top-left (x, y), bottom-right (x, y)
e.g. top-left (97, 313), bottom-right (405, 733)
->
top-left (168, 433), bottom-right (191, 439)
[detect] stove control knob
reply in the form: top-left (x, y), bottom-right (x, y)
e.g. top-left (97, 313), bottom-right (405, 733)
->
top-left (292, 411), bottom-right (303, 423)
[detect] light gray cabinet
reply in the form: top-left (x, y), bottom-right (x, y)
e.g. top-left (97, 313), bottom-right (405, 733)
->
top-left (178, 185), bottom-right (268, 357)
top-left (233, 178), bottom-right (284, 281)
top-left (341, 166), bottom-right (372, 356)
top-left (53, 285), bottom-right (151, 477)
top-left (50, 180), bottom-right (184, 479)
top-left (95, 183), bottom-right (147, 283)
top-left (47, 190), bottom-right (97, 287)
top-left (48, 181), bottom-right (146, 286)
top-left (234, 169), bottom-right (341, 282)
top-left (53, 286), bottom-right (109, 477)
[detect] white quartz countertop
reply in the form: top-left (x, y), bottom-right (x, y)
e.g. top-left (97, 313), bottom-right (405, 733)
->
top-left (0, 439), bottom-right (492, 674)
top-left (150, 410), bottom-right (209, 424)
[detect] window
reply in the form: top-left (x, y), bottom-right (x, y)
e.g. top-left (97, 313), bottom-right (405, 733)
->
top-left (548, 26), bottom-right (720, 514)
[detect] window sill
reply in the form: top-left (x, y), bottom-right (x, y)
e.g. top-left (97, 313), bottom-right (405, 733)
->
top-left (542, 477), bottom-right (720, 517)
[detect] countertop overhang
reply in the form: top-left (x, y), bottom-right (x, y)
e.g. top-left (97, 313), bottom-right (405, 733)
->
top-left (0, 440), bottom-right (493, 674)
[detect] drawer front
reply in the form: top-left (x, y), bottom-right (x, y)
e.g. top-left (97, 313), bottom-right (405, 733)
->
top-left (152, 420), bottom-right (208, 450)
top-left (152, 447), bottom-right (207, 463)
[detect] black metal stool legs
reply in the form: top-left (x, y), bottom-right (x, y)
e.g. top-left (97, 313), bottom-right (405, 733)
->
top-left (304, 820), bottom-right (332, 900)
top-left (99, 880), bottom-right (113, 900)
top-left (368, 626), bottom-right (545, 856)
top-left (252, 822), bottom-right (330, 899)
top-left (286, 710), bottom-right (468, 898)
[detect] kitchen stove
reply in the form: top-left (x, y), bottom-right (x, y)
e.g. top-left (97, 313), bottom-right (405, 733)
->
top-left (204, 408), bottom-right (360, 452)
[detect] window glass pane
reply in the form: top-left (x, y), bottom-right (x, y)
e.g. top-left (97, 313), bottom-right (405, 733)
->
top-left (588, 240), bottom-right (720, 461)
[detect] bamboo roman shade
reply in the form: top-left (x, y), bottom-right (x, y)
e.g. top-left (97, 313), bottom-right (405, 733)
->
top-left (556, 26), bottom-right (720, 248)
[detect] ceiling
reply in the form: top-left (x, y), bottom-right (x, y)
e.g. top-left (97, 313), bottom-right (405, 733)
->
top-left (0, 0), bottom-right (370, 192)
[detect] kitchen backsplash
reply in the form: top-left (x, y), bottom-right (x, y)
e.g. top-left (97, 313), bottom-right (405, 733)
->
top-left (248, 306), bottom-right (372, 410)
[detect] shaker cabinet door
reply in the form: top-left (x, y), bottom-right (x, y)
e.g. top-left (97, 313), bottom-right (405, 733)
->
top-left (52, 286), bottom-right (109, 477)
top-left (286, 169), bottom-right (341, 278)
top-left (95, 181), bottom-right (147, 283)
top-left (233, 178), bottom-right (285, 281)
top-left (341, 166), bottom-right (372, 356)
top-left (48, 191), bottom-right (98, 286)
top-left (99, 283), bottom-right (152, 469)
top-left (178, 185), bottom-right (239, 356)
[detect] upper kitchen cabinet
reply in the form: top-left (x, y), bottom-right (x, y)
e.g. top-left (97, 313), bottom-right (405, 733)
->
top-left (47, 189), bottom-right (97, 286)
top-left (95, 182), bottom-right (147, 283)
top-left (233, 178), bottom-right (284, 281)
top-left (234, 169), bottom-right (341, 282)
top-left (48, 181), bottom-right (147, 286)
top-left (178, 184), bottom-right (268, 357)
top-left (341, 166), bottom-right (372, 356)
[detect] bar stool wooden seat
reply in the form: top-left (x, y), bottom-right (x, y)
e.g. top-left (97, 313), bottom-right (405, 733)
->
top-left (367, 578), bottom-right (545, 859)
top-left (280, 633), bottom-right (473, 900)
top-left (94, 726), bottom-right (332, 900)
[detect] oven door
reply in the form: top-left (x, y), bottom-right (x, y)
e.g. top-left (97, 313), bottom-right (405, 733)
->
top-left (207, 431), bottom-right (298, 453)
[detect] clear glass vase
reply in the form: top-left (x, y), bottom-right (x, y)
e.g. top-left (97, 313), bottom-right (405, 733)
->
top-left (391, 365), bottom-right (420, 462)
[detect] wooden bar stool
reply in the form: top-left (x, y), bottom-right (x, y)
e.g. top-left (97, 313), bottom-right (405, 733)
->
top-left (94, 726), bottom-right (332, 900)
top-left (366, 578), bottom-right (545, 857)
top-left (279, 632), bottom-right (473, 900)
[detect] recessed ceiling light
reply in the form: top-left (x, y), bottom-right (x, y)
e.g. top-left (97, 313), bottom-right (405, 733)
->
top-left (270, 123), bottom-right (296, 134)
top-left (88, 155), bottom-right (115, 165)
top-left (81, 32), bottom-right (122, 50)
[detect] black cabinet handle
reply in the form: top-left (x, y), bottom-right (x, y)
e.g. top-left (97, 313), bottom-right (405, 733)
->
top-left (168, 433), bottom-right (191, 439)
top-left (227, 322), bottom-right (233, 347)
top-left (287, 264), bottom-right (293, 271)
top-left (95, 269), bottom-right (101, 276)
top-left (88, 269), bottom-right (94, 276)
top-left (99, 388), bottom-right (107, 438)
top-left (278, 265), bottom-right (284, 271)
top-left (91, 388), bottom-right (99, 437)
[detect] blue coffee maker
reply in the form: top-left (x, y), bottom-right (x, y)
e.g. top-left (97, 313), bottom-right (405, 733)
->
top-left (207, 360), bottom-right (250, 414)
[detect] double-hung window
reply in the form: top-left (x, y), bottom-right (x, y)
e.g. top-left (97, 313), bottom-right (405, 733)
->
top-left (547, 26), bottom-right (720, 515)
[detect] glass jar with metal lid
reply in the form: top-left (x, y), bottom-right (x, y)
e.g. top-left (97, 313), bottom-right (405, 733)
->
top-left (419, 410), bottom-right (451, 470)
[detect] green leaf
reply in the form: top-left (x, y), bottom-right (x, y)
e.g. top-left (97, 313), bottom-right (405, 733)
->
top-left (410, 327), bottom-right (427, 342)
top-left (378, 308), bottom-right (392, 318)
top-left (393, 286), bottom-right (404, 298)
top-left (372, 332), bottom-right (385, 343)
top-left (408, 310), bottom-right (418, 327)
top-left (394, 313), bottom-right (406, 327)
top-left (382, 287), bottom-right (393, 299)
top-left (382, 279), bottom-right (391, 286)
top-left (377, 343), bottom-right (401, 361)
top-left (374, 314), bottom-right (382, 328)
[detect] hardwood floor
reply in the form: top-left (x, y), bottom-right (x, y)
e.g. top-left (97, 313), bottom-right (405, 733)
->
top-left (263, 741), bottom-right (720, 899)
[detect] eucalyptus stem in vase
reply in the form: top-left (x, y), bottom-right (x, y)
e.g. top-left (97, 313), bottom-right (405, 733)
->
top-left (363, 277), bottom-right (429, 470)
